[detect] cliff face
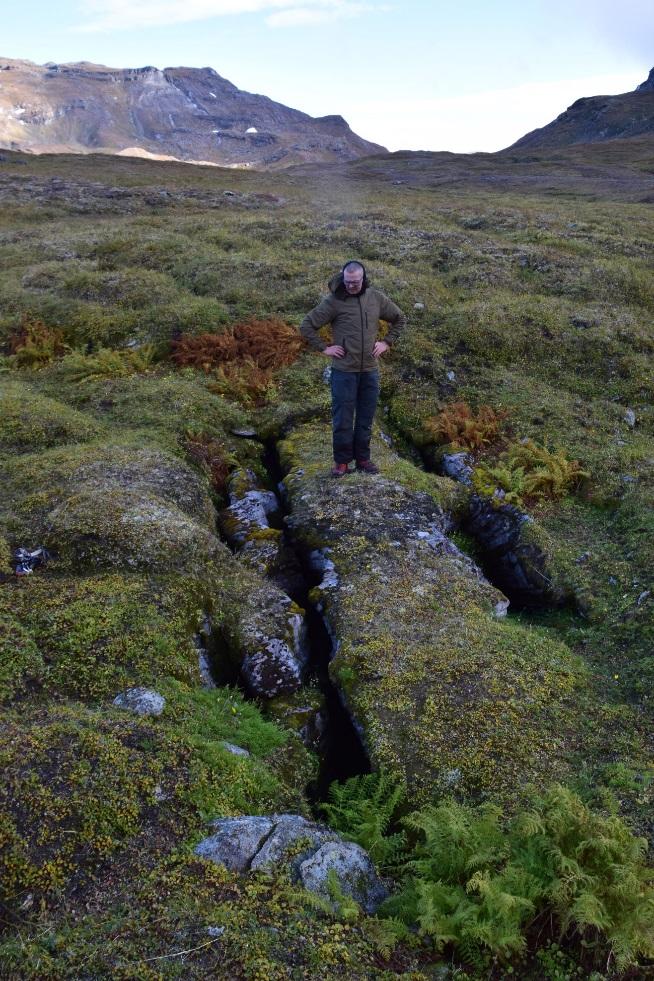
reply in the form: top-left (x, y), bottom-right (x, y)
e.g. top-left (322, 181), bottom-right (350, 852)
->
top-left (0, 57), bottom-right (385, 168)
top-left (507, 68), bottom-right (654, 150)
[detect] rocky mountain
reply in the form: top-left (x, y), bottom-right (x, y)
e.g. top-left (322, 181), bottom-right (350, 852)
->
top-left (0, 57), bottom-right (384, 168)
top-left (507, 67), bottom-right (654, 150)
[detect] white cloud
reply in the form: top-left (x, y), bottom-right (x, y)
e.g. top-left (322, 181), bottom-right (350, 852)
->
top-left (73, 0), bottom-right (376, 32)
top-left (266, 2), bottom-right (372, 27)
top-left (347, 72), bottom-right (645, 153)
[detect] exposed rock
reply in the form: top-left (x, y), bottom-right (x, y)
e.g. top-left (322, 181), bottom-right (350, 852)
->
top-left (298, 840), bottom-right (388, 913)
top-left (195, 816), bottom-right (274, 872)
top-left (440, 451), bottom-right (473, 485)
top-left (230, 581), bottom-right (309, 699)
top-left (195, 814), bottom-right (386, 911)
top-left (220, 741), bottom-right (250, 757)
top-left (113, 687), bottom-right (165, 717)
top-left (463, 495), bottom-right (564, 608)
top-left (625, 408), bottom-right (636, 428)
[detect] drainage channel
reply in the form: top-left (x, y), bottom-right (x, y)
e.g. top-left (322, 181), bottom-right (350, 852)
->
top-left (206, 435), bottom-right (370, 809)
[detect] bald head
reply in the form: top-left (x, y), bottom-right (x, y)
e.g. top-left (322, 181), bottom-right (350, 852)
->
top-left (343, 261), bottom-right (364, 295)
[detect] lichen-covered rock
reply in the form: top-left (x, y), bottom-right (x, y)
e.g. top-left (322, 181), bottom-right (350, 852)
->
top-left (194, 813), bottom-right (386, 911)
top-left (229, 581), bottom-right (309, 699)
top-left (298, 840), bottom-right (388, 913)
top-left (220, 468), bottom-right (280, 546)
top-left (195, 816), bottom-right (274, 872)
top-left (1, 443), bottom-right (226, 573)
top-left (221, 741), bottom-right (250, 757)
top-left (276, 420), bottom-right (634, 805)
top-left (113, 687), bottom-right (166, 716)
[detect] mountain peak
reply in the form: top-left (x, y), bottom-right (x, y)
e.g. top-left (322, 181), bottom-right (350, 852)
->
top-left (636, 67), bottom-right (654, 92)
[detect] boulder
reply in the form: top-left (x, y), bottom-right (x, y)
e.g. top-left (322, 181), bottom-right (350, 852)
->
top-left (194, 813), bottom-right (386, 912)
top-left (113, 687), bottom-right (165, 716)
top-left (298, 840), bottom-right (388, 913)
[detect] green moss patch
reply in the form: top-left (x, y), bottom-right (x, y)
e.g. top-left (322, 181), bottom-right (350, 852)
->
top-left (0, 379), bottom-right (101, 455)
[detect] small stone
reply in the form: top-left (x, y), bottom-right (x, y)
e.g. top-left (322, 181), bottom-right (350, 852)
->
top-left (413, 302), bottom-right (425, 311)
top-left (207, 926), bottom-right (225, 938)
top-left (494, 599), bottom-right (510, 618)
top-left (231, 428), bottom-right (258, 438)
top-left (446, 370), bottom-right (456, 382)
top-left (608, 576), bottom-right (618, 586)
top-left (637, 590), bottom-right (650, 607)
top-left (624, 409), bottom-right (636, 428)
top-left (575, 551), bottom-right (591, 564)
top-left (113, 687), bottom-right (165, 717)
top-left (221, 741), bottom-right (250, 757)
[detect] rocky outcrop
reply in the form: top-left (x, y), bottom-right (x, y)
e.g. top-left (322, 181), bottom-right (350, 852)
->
top-left (276, 421), bottom-right (607, 804)
top-left (0, 57), bottom-right (385, 169)
top-left (195, 814), bottom-right (387, 912)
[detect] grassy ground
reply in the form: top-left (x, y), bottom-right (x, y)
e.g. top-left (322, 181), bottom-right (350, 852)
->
top-left (0, 142), bottom-right (653, 977)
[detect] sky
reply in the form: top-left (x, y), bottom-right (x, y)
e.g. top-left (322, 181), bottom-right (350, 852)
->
top-left (1, 0), bottom-right (651, 153)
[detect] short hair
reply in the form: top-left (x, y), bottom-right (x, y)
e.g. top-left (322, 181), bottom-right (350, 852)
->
top-left (343, 262), bottom-right (364, 275)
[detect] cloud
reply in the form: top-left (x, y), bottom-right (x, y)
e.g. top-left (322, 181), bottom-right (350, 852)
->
top-left (73, 0), bottom-right (376, 32)
top-left (266, 2), bottom-right (373, 28)
top-left (348, 72), bottom-right (645, 153)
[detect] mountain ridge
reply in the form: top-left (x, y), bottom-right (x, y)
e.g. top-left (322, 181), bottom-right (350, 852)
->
top-left (0, 56), bottom-right (385, 169)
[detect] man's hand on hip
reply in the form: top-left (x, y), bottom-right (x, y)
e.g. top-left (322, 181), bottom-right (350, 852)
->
top-left (323, 345), bottom-right (345, 358)
top-left (373, 341), bottom-right (390, 358)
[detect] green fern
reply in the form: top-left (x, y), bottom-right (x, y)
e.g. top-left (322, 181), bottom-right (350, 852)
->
top-left (320, 772), bottom-right (408, 870)
top-left (472, 439), bottom-right (589, 508)
top-left (381, 786), bottom-right (654, 972)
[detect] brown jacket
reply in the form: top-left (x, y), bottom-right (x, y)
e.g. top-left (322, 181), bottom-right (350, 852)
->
top-left (300, 270), bottom-right (407, 372)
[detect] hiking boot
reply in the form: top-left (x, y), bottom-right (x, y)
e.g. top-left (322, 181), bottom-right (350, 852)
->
top-left (356, 459), bottom-right (379, 474)
top-left (331, 462), bottom-right (350, 478)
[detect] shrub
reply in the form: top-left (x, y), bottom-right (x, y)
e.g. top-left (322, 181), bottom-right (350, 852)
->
top-left (173, 319), bottom-right (304, 405)
top-left (183, 430), bottom-right (234, 495)
top-left (424, 401), bottom-right (506, 453)
top-left (171, 318), bottom-right (304, 373)
top-left (55, 345), bottom-right (156, 384)
top-left (7, 316), bottom-right (68, 367)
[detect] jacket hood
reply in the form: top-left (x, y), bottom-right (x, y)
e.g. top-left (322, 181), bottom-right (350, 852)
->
top-left (329, 261), bottom-right (370, 298)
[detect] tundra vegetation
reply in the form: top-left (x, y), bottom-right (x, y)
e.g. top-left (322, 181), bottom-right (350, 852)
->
top-left (0, 142), bottom-right (653, 978)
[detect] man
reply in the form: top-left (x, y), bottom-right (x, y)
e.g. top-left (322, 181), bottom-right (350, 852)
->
top-left (300, 261), bottom-right (407, 477)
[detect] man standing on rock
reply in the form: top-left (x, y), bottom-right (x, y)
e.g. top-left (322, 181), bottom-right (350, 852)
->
top-left (300, 261), bottom-right (406, 477)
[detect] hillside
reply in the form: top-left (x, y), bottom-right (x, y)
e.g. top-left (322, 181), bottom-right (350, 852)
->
top-left (0, 143), bottom-right (653, 978)
top-left (509, 67), bottom-right (654, 150)
top-left (0, 57), bottom-right (384, 168)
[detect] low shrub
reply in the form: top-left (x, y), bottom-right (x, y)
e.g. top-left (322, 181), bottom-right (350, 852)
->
top-left (424, 401), bottom-right (506, 453)
top-left (6, 316), bottom-right (68, 367)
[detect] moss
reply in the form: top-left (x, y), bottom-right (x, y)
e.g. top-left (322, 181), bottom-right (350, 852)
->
top-left (0, 441), bottom-right (226, 573)
top-left (0, 379), bottom-right (102, 455)
top-left (0, 573), bottom-right (206, 702)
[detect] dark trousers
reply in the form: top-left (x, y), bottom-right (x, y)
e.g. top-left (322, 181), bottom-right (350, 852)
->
top-left (330, 368), bottom-right (380, 464)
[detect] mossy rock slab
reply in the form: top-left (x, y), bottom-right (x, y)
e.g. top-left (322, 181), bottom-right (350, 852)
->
top-left (0, 442), bottom-right (227, 572)
top-left (0, 572), bottom-right (209, 702)
top-left (277, 421), bottom-right (644, 806)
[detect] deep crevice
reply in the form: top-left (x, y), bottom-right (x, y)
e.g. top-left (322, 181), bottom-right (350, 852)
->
top-left (205, 436), bottom-right (370, 805)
